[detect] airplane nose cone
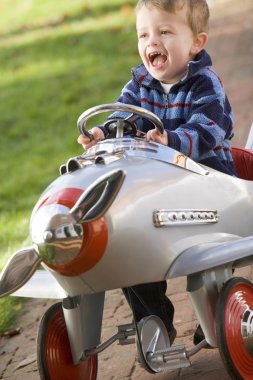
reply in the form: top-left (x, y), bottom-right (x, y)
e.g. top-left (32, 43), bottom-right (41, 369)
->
top-left (31, 203), bottom-right (83, 266)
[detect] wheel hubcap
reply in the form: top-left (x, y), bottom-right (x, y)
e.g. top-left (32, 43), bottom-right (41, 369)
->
top-left (241, 308), bottom-right (253, 356)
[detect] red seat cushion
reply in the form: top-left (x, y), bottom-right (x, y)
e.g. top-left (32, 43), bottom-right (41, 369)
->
top-left (232, 147), bottom-right (253, 180)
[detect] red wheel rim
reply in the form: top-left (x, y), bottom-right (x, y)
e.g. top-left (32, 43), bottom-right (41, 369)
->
top-left (45, 308), bottom-right (97, 380)
top-left (224, 282), bottom-right (253, 379)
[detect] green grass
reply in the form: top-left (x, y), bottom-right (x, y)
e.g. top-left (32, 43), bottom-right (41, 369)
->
top-left (0, 0), bottom-right (139, 332)
top-left (0, 297), bottom-right (24, 334)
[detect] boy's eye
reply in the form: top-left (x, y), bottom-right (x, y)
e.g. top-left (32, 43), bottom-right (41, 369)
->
top-left (138, 33), bottom-right (147, 39)
top-left (161, 30), bottom-right (170, 35)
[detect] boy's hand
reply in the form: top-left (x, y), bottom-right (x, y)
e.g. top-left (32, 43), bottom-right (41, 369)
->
top-left (146, 129), bottom-right (168, 146)
top-left (77, 127), bottom-right (105, 150)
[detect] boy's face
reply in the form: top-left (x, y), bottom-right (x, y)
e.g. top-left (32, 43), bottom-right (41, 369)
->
top-left (136, 5), bottom-right (199, 84)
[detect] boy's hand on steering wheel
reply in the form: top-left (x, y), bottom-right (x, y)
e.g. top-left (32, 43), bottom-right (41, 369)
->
top-left (77, 127), bottom-right (105, 150)
top-left (146, 129), bottom-right (168, 146)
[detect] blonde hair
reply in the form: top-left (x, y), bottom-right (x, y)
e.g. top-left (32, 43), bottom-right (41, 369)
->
top-left (136, 0), bottom-right (209, 35)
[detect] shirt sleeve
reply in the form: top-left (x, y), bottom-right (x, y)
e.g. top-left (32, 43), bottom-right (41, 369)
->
top-left (166, 70), bottom-right (234, 161)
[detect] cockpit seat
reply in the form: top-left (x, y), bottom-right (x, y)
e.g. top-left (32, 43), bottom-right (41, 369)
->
top-left (232, 147), bottom-right (253, 180)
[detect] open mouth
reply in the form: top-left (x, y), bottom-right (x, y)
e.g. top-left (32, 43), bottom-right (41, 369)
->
top-left (148, 52), bottom-right (167, 67)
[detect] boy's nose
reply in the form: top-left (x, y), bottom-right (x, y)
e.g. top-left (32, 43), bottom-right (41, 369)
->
top-left (147, 34), bottom-right (160, 46)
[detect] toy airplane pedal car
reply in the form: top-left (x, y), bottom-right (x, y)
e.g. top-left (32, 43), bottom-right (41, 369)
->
top-left (1, 103), bottom-right (253, 380)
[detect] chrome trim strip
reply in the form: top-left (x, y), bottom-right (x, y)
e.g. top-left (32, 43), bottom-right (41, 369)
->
top-left (153, 209), bottom-right (219, 227)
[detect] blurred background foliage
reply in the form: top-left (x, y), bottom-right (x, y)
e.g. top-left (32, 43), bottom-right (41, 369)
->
top-left (0, 0), bottom-right (138, 264)
top-left (0, 0), bottom-right (138, 332)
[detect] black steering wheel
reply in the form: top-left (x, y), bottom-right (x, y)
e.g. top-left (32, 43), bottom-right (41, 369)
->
top-left (77, 103), bottom-right (164, 141)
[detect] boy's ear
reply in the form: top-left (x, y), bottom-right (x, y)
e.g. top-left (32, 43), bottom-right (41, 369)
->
top-left (191, 32), bottom-right (208, 55)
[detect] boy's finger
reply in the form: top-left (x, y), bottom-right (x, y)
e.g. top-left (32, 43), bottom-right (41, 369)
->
top-left (83, 140), bottom-right (96, 149)
top-left (146, 129), bottom-right (157, 140)
top-left (77, 135), bottom-right (90, 144)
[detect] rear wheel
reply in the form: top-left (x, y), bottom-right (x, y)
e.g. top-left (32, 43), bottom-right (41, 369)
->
top-left (216, 277), bottom-right (253, 380)
top-left (37, 302), bottom-right (97, 380)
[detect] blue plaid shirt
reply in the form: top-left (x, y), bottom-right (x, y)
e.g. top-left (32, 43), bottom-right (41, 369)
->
top-left (103, 50), bottom-right (236, 176)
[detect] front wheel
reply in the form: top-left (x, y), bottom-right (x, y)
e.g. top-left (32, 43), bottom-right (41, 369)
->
top-left (37, 302), bottom-right (97, 380)
top-left (216, 277), bottom-right (253, 380)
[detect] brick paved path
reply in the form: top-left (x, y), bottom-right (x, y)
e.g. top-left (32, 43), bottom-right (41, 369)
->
top-left (1, 267), bottom-right (252, 380)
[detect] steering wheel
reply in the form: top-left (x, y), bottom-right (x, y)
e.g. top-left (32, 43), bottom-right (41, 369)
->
top-left (77, 103), bottom-right (164, 141)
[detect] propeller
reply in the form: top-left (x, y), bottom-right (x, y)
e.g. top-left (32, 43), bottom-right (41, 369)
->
top-left (0, 247), bottom-right (42, 298)
top-left (70, 169), bottom-right (126, 223)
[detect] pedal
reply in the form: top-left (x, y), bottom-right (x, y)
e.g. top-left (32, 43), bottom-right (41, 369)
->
top-left (147, 344), bottom-right (190, 372)
top-left (136, 315), bottom-right (190, 373)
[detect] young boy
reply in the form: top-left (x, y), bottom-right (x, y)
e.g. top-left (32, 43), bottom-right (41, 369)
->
top-left (78, 0), bottom-right (237, 345)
